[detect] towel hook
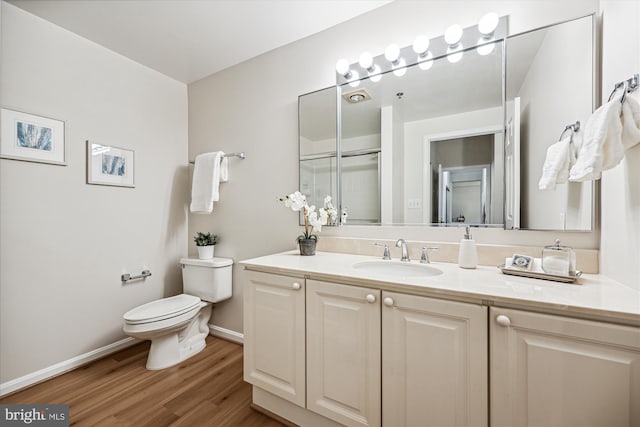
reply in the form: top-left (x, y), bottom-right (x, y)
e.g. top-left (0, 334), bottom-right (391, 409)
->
top-left (558, 120), bottom-right (580, 142)
top-left (608, 74), bottom-right (638, 104)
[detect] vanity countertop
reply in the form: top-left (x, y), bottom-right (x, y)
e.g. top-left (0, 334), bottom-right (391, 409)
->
top-left (241, 251), bottom-right (640, 325)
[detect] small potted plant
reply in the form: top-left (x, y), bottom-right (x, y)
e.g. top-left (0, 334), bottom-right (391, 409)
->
top-left (194, 232), bottom-right (218, 260)
top-left (279, 191), bottom-right (336, 256)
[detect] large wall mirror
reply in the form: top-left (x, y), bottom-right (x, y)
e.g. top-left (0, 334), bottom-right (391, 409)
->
top-left (298, 14), bottom-right (595, 231)
top-left (299, 87), bottom-right (338, 215)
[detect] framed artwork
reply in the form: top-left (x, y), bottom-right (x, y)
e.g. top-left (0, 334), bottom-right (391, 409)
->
top-left (0, 108), bottom-right (66, 165)
top-left (86, 140), bottom-right (135, 188)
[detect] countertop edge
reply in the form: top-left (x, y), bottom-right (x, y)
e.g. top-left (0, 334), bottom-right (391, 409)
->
top-left (240, 251), bottom-right (640, 327)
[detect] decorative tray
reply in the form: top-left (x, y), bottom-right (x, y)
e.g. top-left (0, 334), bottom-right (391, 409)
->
top-left (498, 265), bottom-right (582, 284)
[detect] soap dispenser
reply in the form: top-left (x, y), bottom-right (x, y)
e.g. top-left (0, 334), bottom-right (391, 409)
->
top-left (458, 226), bottom-right (478, 269)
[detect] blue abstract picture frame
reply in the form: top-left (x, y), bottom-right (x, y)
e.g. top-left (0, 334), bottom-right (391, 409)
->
top-left (87, 141), bottom-right (135, 187)
top-left (0, 108), bottom-right (66, 165)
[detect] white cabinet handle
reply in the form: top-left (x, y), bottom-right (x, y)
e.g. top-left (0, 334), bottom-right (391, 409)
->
top-left (366, 294), bottom-right (376, 303)
top-left (383, 297), bottom-right (394, 307)
top-left (292, 282), bottom-right (301, 290)
top-left (496, 314), bottom-right (511, 327)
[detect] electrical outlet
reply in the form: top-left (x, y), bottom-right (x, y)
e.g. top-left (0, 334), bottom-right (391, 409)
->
top-left (408, 199), bottom-right (421, 209)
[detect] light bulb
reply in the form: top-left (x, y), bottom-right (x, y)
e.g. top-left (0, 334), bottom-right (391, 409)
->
top-left (478, 12), bottom-right (499, 36)
top-left (418, 51), bottom-right (434, 70)
top-left (359, 52), bottom-right (373, 70)
top-left (336, 58), bottom-right (350, 76)
top-left (447, 45), bottom-right (463, 63)
top-left (393, 58), bottom-right (407, 77)
top-left (476, 39), bottom-right (495, 56)
top-left (348, 70), bottom-right (360, 87)
top-left (413, 35), bottom-right (430, 55)
top-left (444, 24), bottom-right (463, 46)
top-left (384, 44), bottom-right (400, 63)
top-left (368, 64), bottom-right (382, 82)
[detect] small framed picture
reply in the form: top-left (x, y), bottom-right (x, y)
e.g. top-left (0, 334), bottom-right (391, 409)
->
top-left (87, 141), bottom-right (135, 188)
top-left (0, 108), bottom-right (66, 165)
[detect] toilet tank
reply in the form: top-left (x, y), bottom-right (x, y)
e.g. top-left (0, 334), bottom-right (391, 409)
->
top-left (180, 257), bottom-right (233, 303)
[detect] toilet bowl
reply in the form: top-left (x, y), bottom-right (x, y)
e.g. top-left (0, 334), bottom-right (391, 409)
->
top-left (123, 257), bottom-right (233, 370)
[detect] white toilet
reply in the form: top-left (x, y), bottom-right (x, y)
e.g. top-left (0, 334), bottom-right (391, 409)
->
top-left (123, 257), bottom-right (233, 370)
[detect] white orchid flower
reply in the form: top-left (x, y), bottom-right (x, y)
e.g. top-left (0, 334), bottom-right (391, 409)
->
top-left (286, 191), bottom-right (307, 212)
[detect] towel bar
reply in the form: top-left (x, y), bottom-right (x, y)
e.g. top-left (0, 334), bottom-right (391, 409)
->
top-left (188, 152), bottom-right (245, 164)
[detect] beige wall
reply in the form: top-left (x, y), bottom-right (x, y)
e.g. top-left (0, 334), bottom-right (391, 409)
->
top-left (599, 1), bottom-right (640, 290)
top-left (0, 2), bottom-right (188, 383)
top-left (188, 0), bottom-right (600, 335)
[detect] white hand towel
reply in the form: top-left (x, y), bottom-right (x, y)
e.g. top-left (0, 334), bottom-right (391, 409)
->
top-left (538, 136), bottom-right (572, 190)
top-left (219, 156), bottom-right (229, 183)
top-left (621, 93), bottom-right (640, 150)
top-left (505, 257), bottom-right (545, 273)
top-left (190, 151), bottom-right (225, 214)
top-left (569, 94), bottom-right (623, 181)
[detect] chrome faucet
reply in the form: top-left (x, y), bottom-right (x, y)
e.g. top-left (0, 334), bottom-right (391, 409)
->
top-left (396, 239), bottom-right (410, 262)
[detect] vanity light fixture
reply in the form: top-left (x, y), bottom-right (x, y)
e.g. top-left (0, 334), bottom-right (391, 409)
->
top-left (334, 14), bottom-right (507, 85)
top-left (385, 44), bottom-right (407, 77)
top-left (359, 52), bottom-right (383, 82)
top-left (413, 35), bottom-right (434, 70)
top-left (384, 43), bottom-right (401, 65)
top-left (444, 24), bottom-right (464, 63)
top-left (477, 12), bottom-right (499, 56)
top-left (337, 58), bottom-right (361, 87)
top-left (478, 12), bottom-right (499, 38)
top-left (336, 58), bottom-right (352, 79)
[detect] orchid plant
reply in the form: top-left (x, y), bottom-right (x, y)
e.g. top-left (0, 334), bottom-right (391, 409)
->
top-left (279, 191), bottom-right (338, 242)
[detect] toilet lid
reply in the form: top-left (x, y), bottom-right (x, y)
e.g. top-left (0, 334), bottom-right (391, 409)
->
top-left (124, 294), bottom-right (201, 324)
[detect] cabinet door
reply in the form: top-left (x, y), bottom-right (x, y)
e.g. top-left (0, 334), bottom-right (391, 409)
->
top-left (243, 271), bottom-right (305, 407)
top-left (306, 279), bottom-right (381, 427)
top-left (491, 307), bottom-right (640, 427)
top-left (382, 291), bottom-right (488, 427)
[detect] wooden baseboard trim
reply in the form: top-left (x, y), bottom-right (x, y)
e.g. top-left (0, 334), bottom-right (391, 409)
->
top-left (208, 324), bottom-right (244, 344)
top-left (0, 337), bottom-right (138, 397)
top-left (251, 403), bottom-right (299, 427)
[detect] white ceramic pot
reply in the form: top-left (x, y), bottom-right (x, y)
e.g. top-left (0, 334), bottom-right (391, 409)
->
top-left (197, 245), bottom-right (214, 260)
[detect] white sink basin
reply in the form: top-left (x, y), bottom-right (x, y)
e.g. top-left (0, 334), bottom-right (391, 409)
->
top-left (352, 260), bottom-right (443, 278)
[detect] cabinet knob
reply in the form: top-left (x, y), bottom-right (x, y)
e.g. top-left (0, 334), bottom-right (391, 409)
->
top-left (496, 314), bottom-right (511, 327)
top-left (292, 282), bottom-right (301, 290)
top-left (366, 294), bottom-right (376, 303)
top-left (383, 297), bottom-right (394, 307)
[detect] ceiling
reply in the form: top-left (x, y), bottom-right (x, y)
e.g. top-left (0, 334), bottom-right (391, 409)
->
top-left (7, 0), bottom-right (391, 84)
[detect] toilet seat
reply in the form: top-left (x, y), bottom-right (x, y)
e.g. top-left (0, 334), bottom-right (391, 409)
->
top-left (123, 294), bottom-right (201, 325)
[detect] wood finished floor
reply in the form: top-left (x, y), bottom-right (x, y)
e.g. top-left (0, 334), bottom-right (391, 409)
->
top-left (0, 336), bottom-right (284, 427)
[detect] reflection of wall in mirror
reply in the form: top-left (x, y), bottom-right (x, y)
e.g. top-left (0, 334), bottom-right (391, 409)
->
top-left (513, 17), bottom-right (593, 230)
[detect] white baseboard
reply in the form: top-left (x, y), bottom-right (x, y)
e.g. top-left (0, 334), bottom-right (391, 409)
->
top-left (208, 324), bottom-right (244, 344)
top-left (0, 337), bottom-right (138, 397)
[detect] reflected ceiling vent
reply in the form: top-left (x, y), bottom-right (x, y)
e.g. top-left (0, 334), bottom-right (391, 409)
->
top-left (343, 88), bottom-right (372, 104)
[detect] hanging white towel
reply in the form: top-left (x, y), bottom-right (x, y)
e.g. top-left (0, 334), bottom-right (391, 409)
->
top-left (219, 156), bottom-right (229, 183)
top-left (538, 136), bottom-right (574, 190)
top-left (621, 93), bottom-right (640, 150)
top-left (190, 151), bottom-right (225, 214)
top-left (569, 94), bottom-right (623, 181)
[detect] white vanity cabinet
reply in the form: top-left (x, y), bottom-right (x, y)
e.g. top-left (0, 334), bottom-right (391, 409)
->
top-left (243, 270), bottom-right (306, 407)
top-left (490, 307), bottom-right (640, 427)
top-left (306, 279), bottom-right (381, 427)
top-left (382, 291), bottom-right (488, 427)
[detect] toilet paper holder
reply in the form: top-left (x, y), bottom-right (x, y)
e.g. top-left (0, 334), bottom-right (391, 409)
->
top-left (121, 270), bottom-right (152, 282)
